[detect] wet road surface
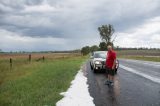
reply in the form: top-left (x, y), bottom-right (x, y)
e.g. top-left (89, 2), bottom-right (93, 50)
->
top-left (83, 59), bottom-right (160, 106)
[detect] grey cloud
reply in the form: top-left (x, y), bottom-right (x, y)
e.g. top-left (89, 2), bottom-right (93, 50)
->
top-left (0, 0), bottom-right (160, 51)
top-left (1, 0), bottom-right (160, 38)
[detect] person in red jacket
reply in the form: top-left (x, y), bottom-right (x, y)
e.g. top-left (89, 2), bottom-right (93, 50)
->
top-left (105, 44), bottom-right (117, 86)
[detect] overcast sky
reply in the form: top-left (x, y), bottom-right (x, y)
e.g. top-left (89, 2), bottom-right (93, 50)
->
top-left (0, 0), bottom-right (160, 51)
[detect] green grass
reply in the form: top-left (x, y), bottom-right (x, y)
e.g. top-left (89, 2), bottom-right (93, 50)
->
top-left (116, 49), bottom-right (160, 62)
top-left (116, 49), bottom-right (160, 56)
top-left (119, 55), bottom-right (160, 62)
top-left (0, 56), bottom-right (87, 106)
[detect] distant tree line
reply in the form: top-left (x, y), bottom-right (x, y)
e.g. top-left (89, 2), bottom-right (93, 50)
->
top-left (0, 47), bottom-right (159, 55)
top-left (115, 47), bottom-right (160, 50)
top-left (0, 49), bottom-right (82, 54)
top-left (81, 44), bottom-right (160, 56)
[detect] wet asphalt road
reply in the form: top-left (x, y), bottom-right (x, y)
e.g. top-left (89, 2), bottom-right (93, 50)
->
top-left (83, 59), bottom-right (160, 106)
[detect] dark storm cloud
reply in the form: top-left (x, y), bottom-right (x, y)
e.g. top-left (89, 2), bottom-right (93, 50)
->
top-left (0, 0), bottom-right (160, 51)
top-left (1, 0), bottom-right (160, 38)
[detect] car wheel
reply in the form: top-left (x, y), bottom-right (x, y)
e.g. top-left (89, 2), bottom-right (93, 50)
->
top-left (103, 69), bottom-right (106, 73)
top-left (93, 69), bottom-right (97, 73)
top-left (90, 62), bottom-right (93, 70)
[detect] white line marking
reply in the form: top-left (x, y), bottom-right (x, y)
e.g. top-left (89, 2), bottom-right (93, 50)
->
top-left (120, 64), bottom-right (160, 84)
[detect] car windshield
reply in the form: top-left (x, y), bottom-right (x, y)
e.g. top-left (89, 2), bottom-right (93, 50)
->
top-left (94, 53), bottom-right (106, 59)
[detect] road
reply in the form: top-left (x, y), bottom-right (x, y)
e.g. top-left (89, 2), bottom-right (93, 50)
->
top-left (83, 59), bottom-right (160, 106)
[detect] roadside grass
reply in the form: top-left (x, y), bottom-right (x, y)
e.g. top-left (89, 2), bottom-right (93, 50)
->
top-left (116, 49), bottom-right (160, 62)
top-left (0, 55), bottom-right (87, 106)
top-left (118, 55), bottom-right (160, 62)
top-left (116, 49), bottom-right (160, 56)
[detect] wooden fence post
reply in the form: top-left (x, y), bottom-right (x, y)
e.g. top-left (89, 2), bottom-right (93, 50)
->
top-left (42, 56), bottom-right (45, 62)
top-left (10, 58), bottom-right (12, 69)
top-left (29, 54), bottom-right (31, 63)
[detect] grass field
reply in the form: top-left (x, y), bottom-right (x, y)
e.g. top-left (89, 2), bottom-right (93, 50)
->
top-left (0, 53), bottom-right (87, 106)
top-left (118, 55), bottom-right (160, 62)
top-left (117, 50), bottom-right (160, 62)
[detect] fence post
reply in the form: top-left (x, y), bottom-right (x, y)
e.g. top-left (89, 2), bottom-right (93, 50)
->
top-left (42, 56), bottom-right (45, 62)
top-left (29, 54), bottom-right (31, 63)
top-left (10, 58), bottom-right (12, 69)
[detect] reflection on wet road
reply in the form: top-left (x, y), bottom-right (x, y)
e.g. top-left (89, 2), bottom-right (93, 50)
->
top-left (84, 59), bottom-right (160, 106)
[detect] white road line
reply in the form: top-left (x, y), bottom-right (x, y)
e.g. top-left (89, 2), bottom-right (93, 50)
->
top-left (120, 64), bottom-right (160, 84)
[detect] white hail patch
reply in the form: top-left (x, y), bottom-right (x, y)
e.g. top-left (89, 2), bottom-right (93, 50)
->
top-left (56, 70), bottom-right (95, 106)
